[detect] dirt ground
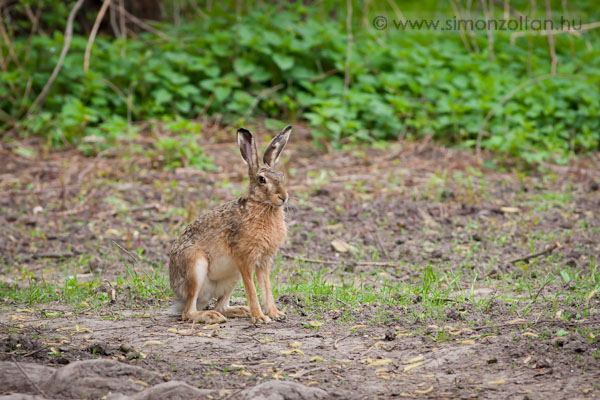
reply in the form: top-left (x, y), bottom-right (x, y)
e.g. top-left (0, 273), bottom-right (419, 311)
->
top-left (1, 125), bottom-right (599, 399)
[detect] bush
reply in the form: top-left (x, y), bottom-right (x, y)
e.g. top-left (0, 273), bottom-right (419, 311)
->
top-left (1, 1), bottom-right (599, 163)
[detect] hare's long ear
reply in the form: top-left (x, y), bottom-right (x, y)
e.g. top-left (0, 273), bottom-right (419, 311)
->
top-left (263, 125), bottom-right (292, 167)
top-left (237, 128), bottom-right (259, 174)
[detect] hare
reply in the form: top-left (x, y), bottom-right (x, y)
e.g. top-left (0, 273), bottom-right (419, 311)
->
top-left (168, 126), bottom-right (292, 324)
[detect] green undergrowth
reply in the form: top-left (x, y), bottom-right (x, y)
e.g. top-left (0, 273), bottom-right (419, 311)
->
top-left (2, 1), bottom-right (600, 164)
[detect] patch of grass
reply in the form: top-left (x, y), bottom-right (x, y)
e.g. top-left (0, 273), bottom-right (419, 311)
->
top-left (0, 262), bottom-right (172, 311)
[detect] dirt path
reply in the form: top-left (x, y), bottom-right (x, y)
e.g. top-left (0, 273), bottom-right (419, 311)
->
top-left (1, 131), bottom-right (599, 399)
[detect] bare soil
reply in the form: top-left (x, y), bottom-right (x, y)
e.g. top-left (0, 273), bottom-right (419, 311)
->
top-left (1, 127), bottom-right (599, 399)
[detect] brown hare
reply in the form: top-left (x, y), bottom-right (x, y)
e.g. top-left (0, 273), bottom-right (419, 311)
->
top-left (168, 126), bottom-right (291, 324)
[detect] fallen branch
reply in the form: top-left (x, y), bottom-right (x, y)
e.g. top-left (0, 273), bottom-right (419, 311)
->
top-left (31, 252), bottom-right (75, 259)
top-left (334, 334), bottom-right (352, 349)
top-left (508, 242), bottom-right (560, 264)
top-left (281, 253), bottom-right (402, 268)
top-left (11, 356), bottom-right (47, 398)
top-left (84, 0), bottom-right (112, 73)
top-left (100, 203), bottom-right (158, 218)
top-left (472, 317), bottom-right (598, 331)
top-left (112, 240), bottom-right (139, 265)
top-left (26, 0), bottom-right (85, 117)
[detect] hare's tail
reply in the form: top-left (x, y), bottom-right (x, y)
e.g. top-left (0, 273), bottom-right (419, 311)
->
top-left (163, 300), bottom-right (185, 316)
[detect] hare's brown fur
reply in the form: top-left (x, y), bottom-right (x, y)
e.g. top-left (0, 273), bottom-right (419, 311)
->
top-left (168, 127), bottom-right (291, 324)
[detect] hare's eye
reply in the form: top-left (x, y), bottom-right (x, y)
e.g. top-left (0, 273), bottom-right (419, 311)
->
top-left (258, 176), bottom-right (266, 184)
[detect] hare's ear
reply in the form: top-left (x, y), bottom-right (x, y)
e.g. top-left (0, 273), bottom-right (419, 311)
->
top-left (263, 125), bottom-right (292, 167)
top-left (237, 128), bottom-right (258, 173)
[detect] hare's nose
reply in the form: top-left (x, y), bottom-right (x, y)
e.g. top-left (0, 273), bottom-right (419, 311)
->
top-left (278, 194), bottom-right (288, 203)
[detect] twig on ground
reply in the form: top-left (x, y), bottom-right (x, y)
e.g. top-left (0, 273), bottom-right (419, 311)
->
top-left (249, 334), bottom-right (262, 345)
top-left (282, 253), bottom-right (402, 268)
top-left (76, 147), bottom-right (114, 183)
top-left (26, 0), bottom-right (85, 117)
top-left (222, 389), bottom-right (244, 400)
top-left (517, 278), bottom-right (551, 315)
top-left (31, 252), bottom-right (75, 259)
top-left (336, 297), bottom-right (351, 308)
top-left (508, 242), bottom-right (560, 264)
top-left (11, 356), bottom-right (47, 398)
top-left (373, 227), bottom-right (389, 258)
top-left (23, 347), bottom-right (47, 358)
top-left (112, 240), bottom-right (140, 266)
top-left (100, 203), bottom-right (158, 218)
top-left (472, 318), bottom-right (598, 331)
top-left (84, 0), bottom-right (112, 73)
top-left (334, 333), bottom-right (352, 349)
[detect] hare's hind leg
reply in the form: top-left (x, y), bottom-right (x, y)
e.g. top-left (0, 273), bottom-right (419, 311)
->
top-left (215, 279), bottom-right (251, 318)
top-left (182, 256), bottom-right (227, 324)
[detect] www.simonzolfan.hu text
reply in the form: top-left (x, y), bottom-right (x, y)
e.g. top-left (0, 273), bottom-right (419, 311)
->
top-left (381, 16), bottom-right (582, 31)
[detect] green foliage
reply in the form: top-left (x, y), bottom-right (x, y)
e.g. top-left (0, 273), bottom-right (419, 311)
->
top-left (151, 132), bottom-right (216, 171)
top-left (2, 1), bottom-right (600, 163)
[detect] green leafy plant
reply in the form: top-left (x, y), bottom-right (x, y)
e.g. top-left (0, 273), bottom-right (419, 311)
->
top-left (1, 1), bottom-right (599, 163)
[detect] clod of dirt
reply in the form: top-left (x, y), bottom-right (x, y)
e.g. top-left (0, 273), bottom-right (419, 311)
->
top-left (106, 381), bottom-right (215, 400)
top-left (0, 362), bottom-right (55, 393)
top-left (87, 343), bottom-right (109, 356)
top-left (562, 337), bottom-right (590, 354)
top-left (43, 359), bottom-right (166, 398)
top-left (88, 256), bottom-right (103, 273)
top-left (446, 308), bottom-right (464, 321)
top-left (236, 381), bottom-right (329, 400)
top-left (552, 336), bottom-right (567, 347)
top-left (0, 334), bottom-right (43, 354)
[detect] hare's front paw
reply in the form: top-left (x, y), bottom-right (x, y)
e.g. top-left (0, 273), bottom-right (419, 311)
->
top-left (251, 313), bottom-right (272, 324)
top-left (266, 308), bottom-right (285, 321)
